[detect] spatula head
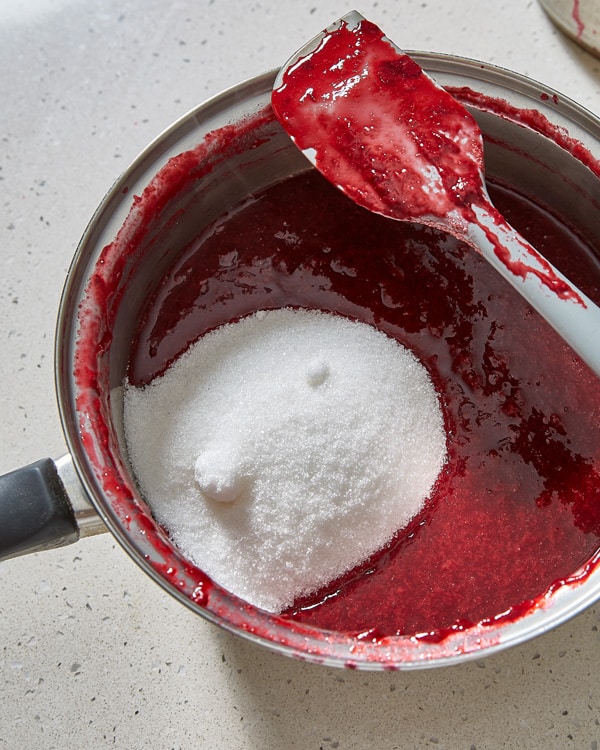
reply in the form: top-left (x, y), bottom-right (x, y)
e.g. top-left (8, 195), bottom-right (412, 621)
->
top-left (272, 11), bottom-right (487, 230)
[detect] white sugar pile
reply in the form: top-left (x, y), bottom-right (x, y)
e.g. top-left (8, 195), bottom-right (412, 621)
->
top-left (123, 308), bottom-right (446, 612)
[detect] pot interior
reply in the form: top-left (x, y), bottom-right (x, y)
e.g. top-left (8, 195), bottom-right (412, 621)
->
top-left (57, 59), bottom-right (600, 668)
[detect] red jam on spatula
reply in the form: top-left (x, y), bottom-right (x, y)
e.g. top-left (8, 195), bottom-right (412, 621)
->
top-left (272, 11), bottom-right (600, 376)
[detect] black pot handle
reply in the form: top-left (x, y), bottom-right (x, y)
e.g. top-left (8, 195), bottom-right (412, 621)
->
top-left (0, 456), bottom-right (106, 561)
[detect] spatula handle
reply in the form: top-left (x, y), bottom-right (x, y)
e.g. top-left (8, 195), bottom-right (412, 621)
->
top-left (468, 203), bottom-right (600, 376)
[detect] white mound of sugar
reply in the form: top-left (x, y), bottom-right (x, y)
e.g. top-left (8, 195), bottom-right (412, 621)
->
top-left (123, 308), bottom-right (446, 613)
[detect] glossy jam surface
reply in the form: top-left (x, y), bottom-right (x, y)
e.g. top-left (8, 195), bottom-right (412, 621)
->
top-left (272, 16), bottom-right (586, 307)
top-left (272, 17), bottom-right (486, 223)
top-left (128, 169), bottom-right (600, 636)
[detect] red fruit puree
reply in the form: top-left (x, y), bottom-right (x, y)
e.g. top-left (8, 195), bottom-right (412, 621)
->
top-left (271, 18), bottom-right (487, 225)
top-left (128, 165), bottom-right (600, 637)
top-left (271, 15), bottom-right (583, 305)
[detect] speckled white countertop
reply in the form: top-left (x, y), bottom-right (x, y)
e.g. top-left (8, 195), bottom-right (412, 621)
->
top-left (1, 1), bottom-right (600, 748)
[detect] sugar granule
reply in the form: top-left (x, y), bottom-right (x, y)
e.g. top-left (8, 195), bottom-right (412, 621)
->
top-left (123, 308), bottom-right (447, 612)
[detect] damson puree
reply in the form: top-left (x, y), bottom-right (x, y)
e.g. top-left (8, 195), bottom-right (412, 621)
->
top-left (128, 169), bottom-right (600, 637)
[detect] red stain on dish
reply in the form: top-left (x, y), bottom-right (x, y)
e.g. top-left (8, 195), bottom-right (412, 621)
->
top-left (271, 17), bottom-right (588, 305)
top-left (573, 0), bottom-right (585, 37)
top-left (73, 83), bottom-right (600, 662)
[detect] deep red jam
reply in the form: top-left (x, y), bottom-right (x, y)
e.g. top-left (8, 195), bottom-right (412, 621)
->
top-left (271, 16), bottom-right (586, 308)
top-left (127, 168), bottom-right (600, 636)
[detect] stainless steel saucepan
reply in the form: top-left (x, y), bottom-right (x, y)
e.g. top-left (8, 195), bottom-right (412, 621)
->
top-left (1, 56), bottom-right (599, 669)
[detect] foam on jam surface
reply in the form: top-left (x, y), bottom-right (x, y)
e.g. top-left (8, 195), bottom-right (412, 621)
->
top-left (128, 169), bottom-right (600, 636)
